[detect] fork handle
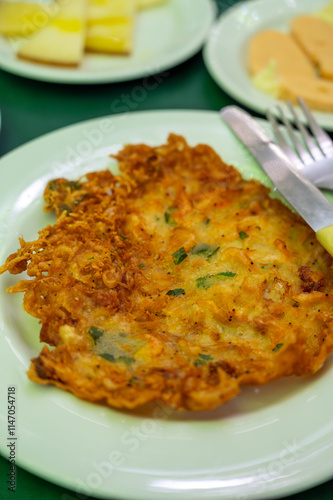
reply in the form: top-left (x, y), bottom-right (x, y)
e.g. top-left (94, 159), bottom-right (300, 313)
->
top-left (316, 225), bottom-right (333, 257)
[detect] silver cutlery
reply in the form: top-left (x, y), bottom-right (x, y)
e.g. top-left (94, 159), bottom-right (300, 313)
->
top-left (220, 104), bottom-right (333, 258)
top-left (267, 98), bottom-right (333, 190)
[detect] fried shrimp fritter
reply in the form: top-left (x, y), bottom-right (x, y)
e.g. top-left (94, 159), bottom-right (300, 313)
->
top-left (2, 134), bottom-right (333, 411)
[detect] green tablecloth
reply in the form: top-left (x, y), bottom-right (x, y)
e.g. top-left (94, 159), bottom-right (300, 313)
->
top-left (0, 1), bottom-right (332, 499)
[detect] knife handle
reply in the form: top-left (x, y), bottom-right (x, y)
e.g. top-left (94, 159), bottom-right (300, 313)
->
top-left (316, 225), bottom-right (333, 257)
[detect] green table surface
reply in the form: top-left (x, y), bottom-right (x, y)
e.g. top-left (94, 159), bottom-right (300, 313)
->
top-left (0, 1), bottom-right (333, 499)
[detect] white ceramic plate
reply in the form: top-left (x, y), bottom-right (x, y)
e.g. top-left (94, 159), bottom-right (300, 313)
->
top-left (0, 0), bottom-right (215, 84)
top-left (1, 110), bottom-right (333, 500)
top-left (203, 0), bottom-right (333, 131)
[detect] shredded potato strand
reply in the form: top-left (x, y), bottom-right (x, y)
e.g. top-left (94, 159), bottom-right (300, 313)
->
top-left (1, 134), bottom-right (333, 411)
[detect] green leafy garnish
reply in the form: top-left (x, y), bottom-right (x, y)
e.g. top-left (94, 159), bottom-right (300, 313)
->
top-left (127, 376), bottom-right (139, 386)
top-left (204, 218), bottom-right (211, 225)
top-left (65, 181), bottom-right (82, 191)
top-left (88, 326), bottom-right (104, 343)
top-left (99, 353), bottom-right (115, 362)
top-left (191, 243), bottom-right (220, 259)
top-left (272, 343), bottom-right (284, 352)
top-left (194, 353), bottom-right (214, 367)
top-left (261, 263), bottom-right (273, 270)
top-left (196, 271), bottom-right (236, 289)
top-left (239, 231), bottom-right (249, 240)
top-left (164, 207), bottom-right (176, 225)
top-left (59, 203), bottom-right (72, 214)
top-left (117, 356), bottom-right (135, 366)
top-left (199, 353), bottom-right (213, 361)
top-left (48, 180), bottom-right (60, 191)
top-left (172, 247), bottom-right (188, 265)
top-left (166, 288), bottom-right (185, 297)
top-left (73, 193), bottom-right (89, 206)
top-left (99, 353), bottom-right (135, 365)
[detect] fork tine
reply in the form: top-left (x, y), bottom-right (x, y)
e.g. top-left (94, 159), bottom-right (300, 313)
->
top-left (286, 101), bottom-right (323, 161)
top-left (276, 105), bottom-right (313, 165)
top-left (266, 110), bottom-right (302, 168)
top-left (297, 97), bottom-right (333, 157)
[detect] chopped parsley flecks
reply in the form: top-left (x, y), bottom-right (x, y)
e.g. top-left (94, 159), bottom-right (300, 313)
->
top-left (194, 353), bottom-right (214, 368)
top-left (73, 193), bottom-right (89, 206)
top-left (172, 247), bottom-right (188, 265)
top-left (59, 203), bottom-right (72, 214)
top-left (191, 243), bottom-right (220, 259)
top-left (239, 231), bottom-right (249, 240)
top-left (65, 181), bottom-right (82, 191)
top-left (117, 356), bottom-right (135, 366)
top-left (127, 376), bottom-right (139, 386)
top-left (196, 271), bottom-right (236, 289)
top-left (166, 288), bottom-right (185, 297)
top-left (99, 353), bottom-right (115, 362)
top-left (99, 353), bottom-right (135, 365)
top-left (164, 207), bottom-right (176, 225)
top-left (88, 326), bottom-right (104, 343)
top-left (48, 180), bottom-right (60, 191)
top-left (198, 353), bottom-right (213, 361)
top-left (272, 343), bottom-right (284, 352)
top-left (260, 263), bottom-right (273, 270)
top-left (204, 218), bottom-right (211, 225)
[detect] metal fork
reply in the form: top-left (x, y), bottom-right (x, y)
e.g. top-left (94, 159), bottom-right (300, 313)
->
top-left (267, 98), bottom-right (333, 190)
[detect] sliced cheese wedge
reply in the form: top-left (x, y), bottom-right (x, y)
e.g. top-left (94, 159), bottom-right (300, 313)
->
top-left (0, 2), bottom-right (48, 37)
top-left (86, 0), bottom-right (135, 54)
top-left (291, 16), bottom-right (333, 79)
top-left (17, 0), bottom-right (87, 66)
top-left (248, 30), bottom-right (315, 81)
top-left (281, 76), bottom-right (333, 113)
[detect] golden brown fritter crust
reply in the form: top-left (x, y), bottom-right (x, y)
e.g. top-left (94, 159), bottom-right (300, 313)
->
top-left (2, 134), bottom-right (333, 411)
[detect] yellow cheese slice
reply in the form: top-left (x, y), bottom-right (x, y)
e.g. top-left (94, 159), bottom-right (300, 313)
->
top-left (86, 0), bottom-right (135, 54)
top-left (0, 2), bottom-right (49, 37)
top-left (248, 30), bottom-right (315, 81)
top-left (281, 76), bottom-right (333, 113)
top-left (17, 0), bottom-right (87, 66)
top-left (291, 16), bottom-right (333, 79)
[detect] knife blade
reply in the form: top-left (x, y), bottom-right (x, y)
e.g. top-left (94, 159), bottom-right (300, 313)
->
top-left (220, 105), bottom-right (333, 257)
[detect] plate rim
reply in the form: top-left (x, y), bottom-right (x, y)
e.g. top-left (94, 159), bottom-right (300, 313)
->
top-left (0, 0), bottom-right (216, 84)
top-left (202, 0), bottom-right (333, 131)
top-left (1, 109), bottom-right (333, 500)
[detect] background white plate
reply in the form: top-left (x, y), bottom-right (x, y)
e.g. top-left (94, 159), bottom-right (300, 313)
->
top-left (1, 110), bottom-right (333, 500)
top-left (203, 0), bottom-right (333, 131)
top-left (0, 0), bottom-right (216, 84)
